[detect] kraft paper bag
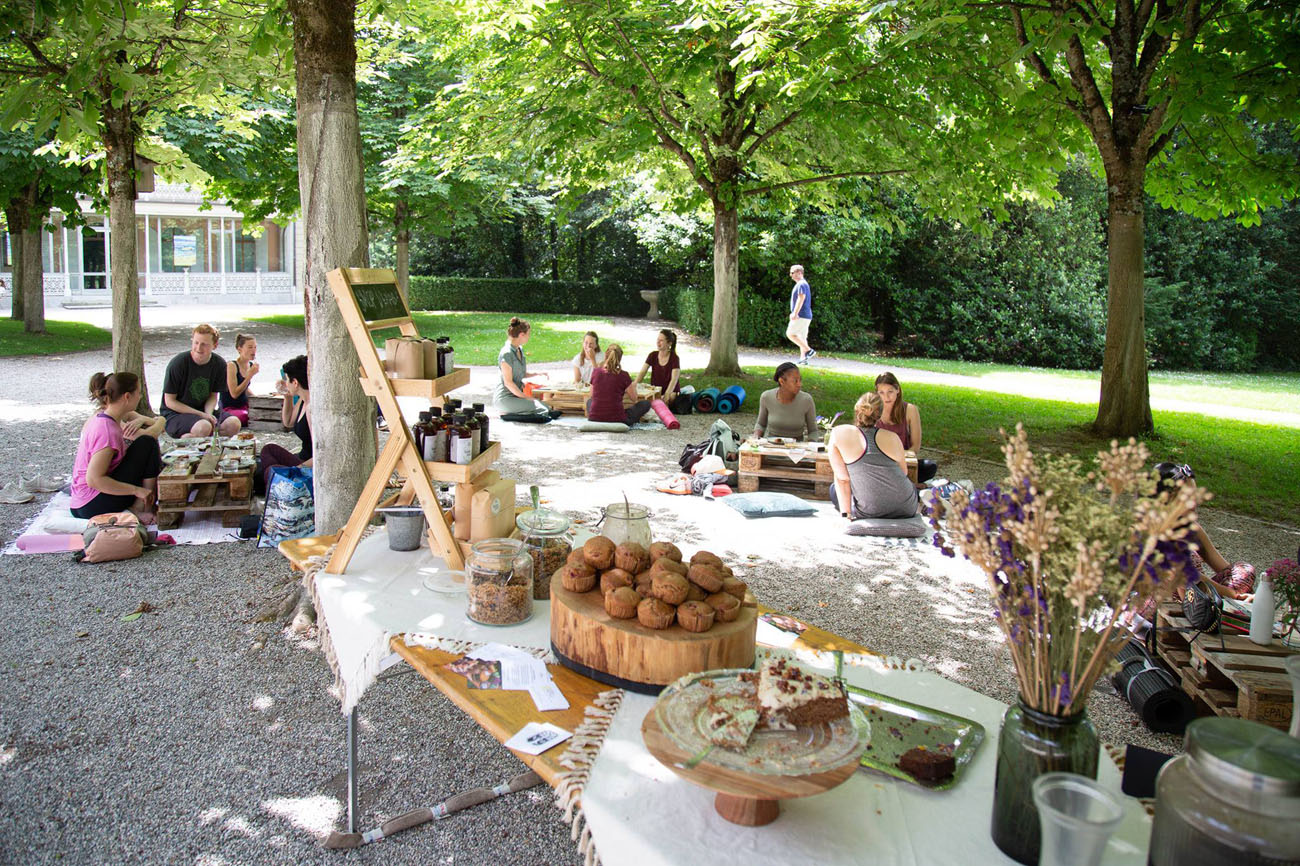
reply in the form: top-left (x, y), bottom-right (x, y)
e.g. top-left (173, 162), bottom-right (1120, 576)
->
top-left (453, 470), bottom-right (499, 541)
top-left (471, 476), bottom-right (517, 542)
top-left (386, 336), bottom-right (424, 379)
top-left (422, 339), bottom-right (440, 380)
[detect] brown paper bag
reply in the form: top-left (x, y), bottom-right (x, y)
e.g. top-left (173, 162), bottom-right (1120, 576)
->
top-left (453, 470), bottom-right (499, 541)
top-left (422, 339), bottom-right (440, 380)
top-left (387, 336), bottom-right (424, 379)
top-left (471, 476), bottom-right (517, 542)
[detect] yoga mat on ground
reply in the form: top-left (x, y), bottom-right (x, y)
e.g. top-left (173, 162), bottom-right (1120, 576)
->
top-left (650, 399), bottom-right (680, 429)
top-left (1111, 640), bottom-right (1195, 735)
top-left (16, 533), bottom-right (84, 553)
top-left (716, 385), bottom-right (746, 414)
top-left (692, 387), bottom-right (720, 413)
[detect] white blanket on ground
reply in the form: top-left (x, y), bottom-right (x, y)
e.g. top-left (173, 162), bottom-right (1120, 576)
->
top-left (3, 491), bottom-right (243, 554)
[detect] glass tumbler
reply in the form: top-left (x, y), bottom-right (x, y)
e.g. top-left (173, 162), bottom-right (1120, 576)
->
top-left (1032, 772), bottom-right (1123, 866)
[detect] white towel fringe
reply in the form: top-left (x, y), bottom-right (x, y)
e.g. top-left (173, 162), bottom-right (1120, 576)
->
top-left (300, 527), bottom-right (380, 715)
top-left (551, 687), bottom-right (623, 866)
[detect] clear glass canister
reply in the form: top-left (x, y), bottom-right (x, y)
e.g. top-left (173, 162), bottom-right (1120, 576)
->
top-left (600, 503), bottom-right (651, 548)
top-left (465, 538), bottom-right (533, 626)
top-left (516, 508), bottom-right (571, 600)
top-left (1149, 717), bottom-right (1300, 865)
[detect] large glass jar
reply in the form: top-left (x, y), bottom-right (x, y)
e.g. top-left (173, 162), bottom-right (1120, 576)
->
top-left (600, 503), bottom-right (651, 548)
top-left (516, 508), bottom-right (571, 600)
top-left (465, 538), bottom-right (533, 626)
top-left (1149, 717), bottom-right (1300, 865)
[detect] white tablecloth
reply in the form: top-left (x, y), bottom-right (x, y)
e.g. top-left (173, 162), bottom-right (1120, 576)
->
top-left (311, 531), bottom-right (1152, 863)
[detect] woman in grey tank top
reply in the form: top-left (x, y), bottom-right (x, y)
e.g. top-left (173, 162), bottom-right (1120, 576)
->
top-left (827, 392), bottom-right (918, 520)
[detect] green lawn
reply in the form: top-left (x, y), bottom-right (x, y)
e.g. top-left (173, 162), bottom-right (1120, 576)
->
top-left (248, 312), bottom-right (657, 366)
top-left (833, 351), bottom-right (1300, 414)
top-left (0, 319), bottom-right (112, 357)
top-left (685, 366), bottom-right (1298, 522)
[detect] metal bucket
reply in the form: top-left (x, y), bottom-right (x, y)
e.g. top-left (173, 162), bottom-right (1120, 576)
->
top-left (379, 507), bottom-right (426, 551)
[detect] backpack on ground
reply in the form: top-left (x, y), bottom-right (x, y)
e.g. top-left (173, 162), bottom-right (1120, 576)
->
top-left (677, 420), bottom-right (742, 472)
top-left (76, 511), bottom-right (149, 563)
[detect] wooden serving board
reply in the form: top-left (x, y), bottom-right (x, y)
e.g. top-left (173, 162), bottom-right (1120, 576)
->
top-left (550, 581), bottom-right (757, 694)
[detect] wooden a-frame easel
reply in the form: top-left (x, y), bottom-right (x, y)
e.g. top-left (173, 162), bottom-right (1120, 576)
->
top-left (324, 267), bottom-right (499, 574)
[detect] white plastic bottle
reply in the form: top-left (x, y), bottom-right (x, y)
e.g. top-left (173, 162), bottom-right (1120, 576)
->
top-left (1250, 574), bottom-right (1275, 646)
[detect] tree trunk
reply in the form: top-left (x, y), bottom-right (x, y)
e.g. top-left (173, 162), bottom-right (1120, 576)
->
top-left (394, 196), bottom-right (409, 303)
top-left (706, 200), bottom-right (741, 376)
top-left (21, 224), bottom-right (43, 334)
top-left (1093, 162), bottom-right (1153, 437)
top-left (6, 206), bottom-right (25, 322)
top-left (549, 218), bottom-right (559, 281)
top-left (291, 0), bottom-right (376, 536)
top-left (102, 101), bottom-right (151, 414)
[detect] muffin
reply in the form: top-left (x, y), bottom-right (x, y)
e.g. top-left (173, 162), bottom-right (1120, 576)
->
top-left (634, 570), bottom-right (655, 597)
top-left (650, 557), bottom-right (688, 578)
top-left (600, 568), bottom-right (634, 595)
top-left (604, 586), bottom-right (641, 619)
top-left (566, 547), bottom-right (590, 568)
top-left (559, 562), bottom-right (597, 593)
top-left (584, 536), bottom-right (616, 570)
top-left (676, 600), bottom-right (715, 633)
top-left (687, 563), bottom-right (725, 593)
top-left (684, 582), bottom-right (707, 602)
top-left (690, 550), bottom-right (725, 570)
top-left (717, 563), bottom-right (735, 579)
top-left (648, 541), bottom-right (682, 563)
top-left (722, 577), bottom-right (748, 600)
top-left (705, 592), bottom-right (741, 622)
top-left (614, 542), bottom-right (650, 575)
top-left (650, 572), bottom-right (689, 605)
top-left (637, 597), bottom-right (676, 630)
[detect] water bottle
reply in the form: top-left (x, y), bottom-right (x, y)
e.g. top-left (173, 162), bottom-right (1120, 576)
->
top-left (1250, 573), bottom-right (1275, 646)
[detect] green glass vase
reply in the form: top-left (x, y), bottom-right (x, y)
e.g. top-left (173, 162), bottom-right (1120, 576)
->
top-left (991, 700), bottom-right (1101, 865)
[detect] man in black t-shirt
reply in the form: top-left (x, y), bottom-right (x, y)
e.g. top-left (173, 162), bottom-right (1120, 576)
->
top-left (161, 324), bottom-right (241, 438)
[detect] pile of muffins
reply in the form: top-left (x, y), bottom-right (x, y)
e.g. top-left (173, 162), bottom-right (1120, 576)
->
top-left (557, 537), bottom-right (748, 633)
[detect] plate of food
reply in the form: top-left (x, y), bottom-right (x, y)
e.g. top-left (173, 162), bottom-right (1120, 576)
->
top-left (846, 685), bottom-right (985, 789)
top-left (161, 449), bottom-right (200, 464)
top-left (653, 658), bottom-right (869, 776)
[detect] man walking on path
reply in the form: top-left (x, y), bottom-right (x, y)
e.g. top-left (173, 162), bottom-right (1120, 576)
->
top-left (786, 264), bottom-right (816, 364)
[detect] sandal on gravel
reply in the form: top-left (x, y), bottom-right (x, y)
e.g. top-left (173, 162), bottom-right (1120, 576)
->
top-left (22, 474), bottom-right (66, 494)
top-left (0, 482), bottom-right (35, 504)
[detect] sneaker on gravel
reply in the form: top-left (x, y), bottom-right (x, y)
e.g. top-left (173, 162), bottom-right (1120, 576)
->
top-left (0, 482), bottom-right (34, 504)
top-left (806, 349), bottom-right (818, 360)
top-left (796, 355), bottom-right (808, 365)
top-left (22, 474), bottom-right (65, 493)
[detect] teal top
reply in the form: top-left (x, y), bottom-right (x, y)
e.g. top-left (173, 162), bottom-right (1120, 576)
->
top-left (494, 341), bottom-right (528, 405)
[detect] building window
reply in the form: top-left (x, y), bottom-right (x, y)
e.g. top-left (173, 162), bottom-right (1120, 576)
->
top-left (158, 217), bottom-right (209, 273)
top-left (229, 220), bottom-right (286, 272)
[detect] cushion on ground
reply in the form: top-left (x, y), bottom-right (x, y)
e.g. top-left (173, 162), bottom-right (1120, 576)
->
top-left (500, 412), bottom-right (551, 424)
top-left (722, 492), bottom-right (817, 518)
top-left (845, 515), bottom-right (928, 537)
top-left (579, 421), bottom-right (630, 433)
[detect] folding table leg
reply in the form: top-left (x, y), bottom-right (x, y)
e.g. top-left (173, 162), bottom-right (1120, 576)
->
top-left (347, 707), bottom-right (358, 834)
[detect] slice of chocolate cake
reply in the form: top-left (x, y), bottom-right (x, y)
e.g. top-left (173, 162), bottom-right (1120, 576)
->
top-left (756, 657), bottom-right (849, 728)
top-left (898, 746), bottom-right (956, 782)
top-left (705, 692), bottom-right (761, 750)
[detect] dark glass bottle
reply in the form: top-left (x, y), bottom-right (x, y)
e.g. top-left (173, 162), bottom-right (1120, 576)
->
top-left (435, 337), bottom-right (450, 377)
top-left (438, 335), bottom-right (454, 377)
top-left (414, 411), bottom-right (433, 460)
top-left (448, 414), bottom-right (473, 465)
top-left (428, 406), bottom-right (449, 463)
top-left (472, 402), bottom-right (490, 451)
top-left (465, 411), bottom-right (482, 459)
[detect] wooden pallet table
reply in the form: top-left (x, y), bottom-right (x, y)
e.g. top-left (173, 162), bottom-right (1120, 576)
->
top-left (738, 440), bottom-right (919, 500)
top-left (1153, 603), bottom-right (1297, 729)
top-left (532, 382), bottom-right (659, 416)
top-left (156, 446), bottom-right (254, 529)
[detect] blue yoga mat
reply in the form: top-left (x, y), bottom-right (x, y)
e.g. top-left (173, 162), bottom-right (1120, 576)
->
top-left (693, 387), bottom-right (721, 412)
top-left (716, 385), bottom-right (746, 414)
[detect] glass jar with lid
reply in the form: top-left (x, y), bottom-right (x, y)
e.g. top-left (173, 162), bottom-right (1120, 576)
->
top-left (1149, 716), bottom-right (1300, 865)
top-left (465, 538), bottom-right (533, 625)
top-left (599, 502), bottom-right (651, 548)
top-left (516, 508), bottom-right (571, 600)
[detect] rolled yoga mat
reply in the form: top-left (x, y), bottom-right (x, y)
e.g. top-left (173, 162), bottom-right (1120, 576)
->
top-left (693, 387), bottom-right (721, 413)
top-left (651, 399), bottom-right (680, 429)
top-left (1110, 640), bottom-right (1195, 735)
top-left (716, 385), bottom-right (746, 414)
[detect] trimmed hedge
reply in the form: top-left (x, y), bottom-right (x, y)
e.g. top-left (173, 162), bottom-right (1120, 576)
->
top-left (407, 276), bottom-right (647, 317)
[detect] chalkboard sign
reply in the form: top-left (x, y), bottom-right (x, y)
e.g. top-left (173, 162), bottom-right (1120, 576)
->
top-left (350, 281), bottom-right (408, 324)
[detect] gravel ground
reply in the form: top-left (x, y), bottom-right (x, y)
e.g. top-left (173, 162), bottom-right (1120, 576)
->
top-left (2, 309), bottom-right (1296, 865)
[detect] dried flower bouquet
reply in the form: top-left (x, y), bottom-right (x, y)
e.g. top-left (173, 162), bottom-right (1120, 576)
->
top-left (932, 425), bottom-right (1208, 716)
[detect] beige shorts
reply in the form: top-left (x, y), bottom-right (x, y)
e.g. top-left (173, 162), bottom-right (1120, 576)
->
top-left (786, 317), bottom-right (811, 340)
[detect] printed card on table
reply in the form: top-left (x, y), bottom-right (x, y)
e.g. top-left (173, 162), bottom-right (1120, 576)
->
top-left (505, 722), bottom-right (572, 756)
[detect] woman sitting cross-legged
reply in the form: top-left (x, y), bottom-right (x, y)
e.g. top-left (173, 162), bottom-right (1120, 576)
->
top-left (572, 330), bottom-right (605, 385)
top-left (827, 392), bottom-right (919, 520)
top-left (754, 362), bottom-right (817, 441)
top-left (71, 372), bottom-right (163, 523)
top-left (255, 354), bottom-right (311, 496)
top-left (586, 344), bottom-right (652, 426)
top-left (874, 371), bottom-right (937, 484)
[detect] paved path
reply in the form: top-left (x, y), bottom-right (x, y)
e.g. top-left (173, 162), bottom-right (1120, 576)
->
top-left (33, 302), bottom-right (1300, 428)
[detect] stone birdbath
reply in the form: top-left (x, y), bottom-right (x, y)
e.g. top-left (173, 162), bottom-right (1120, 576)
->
top-left (639, 289), bottom-right (661, 319)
